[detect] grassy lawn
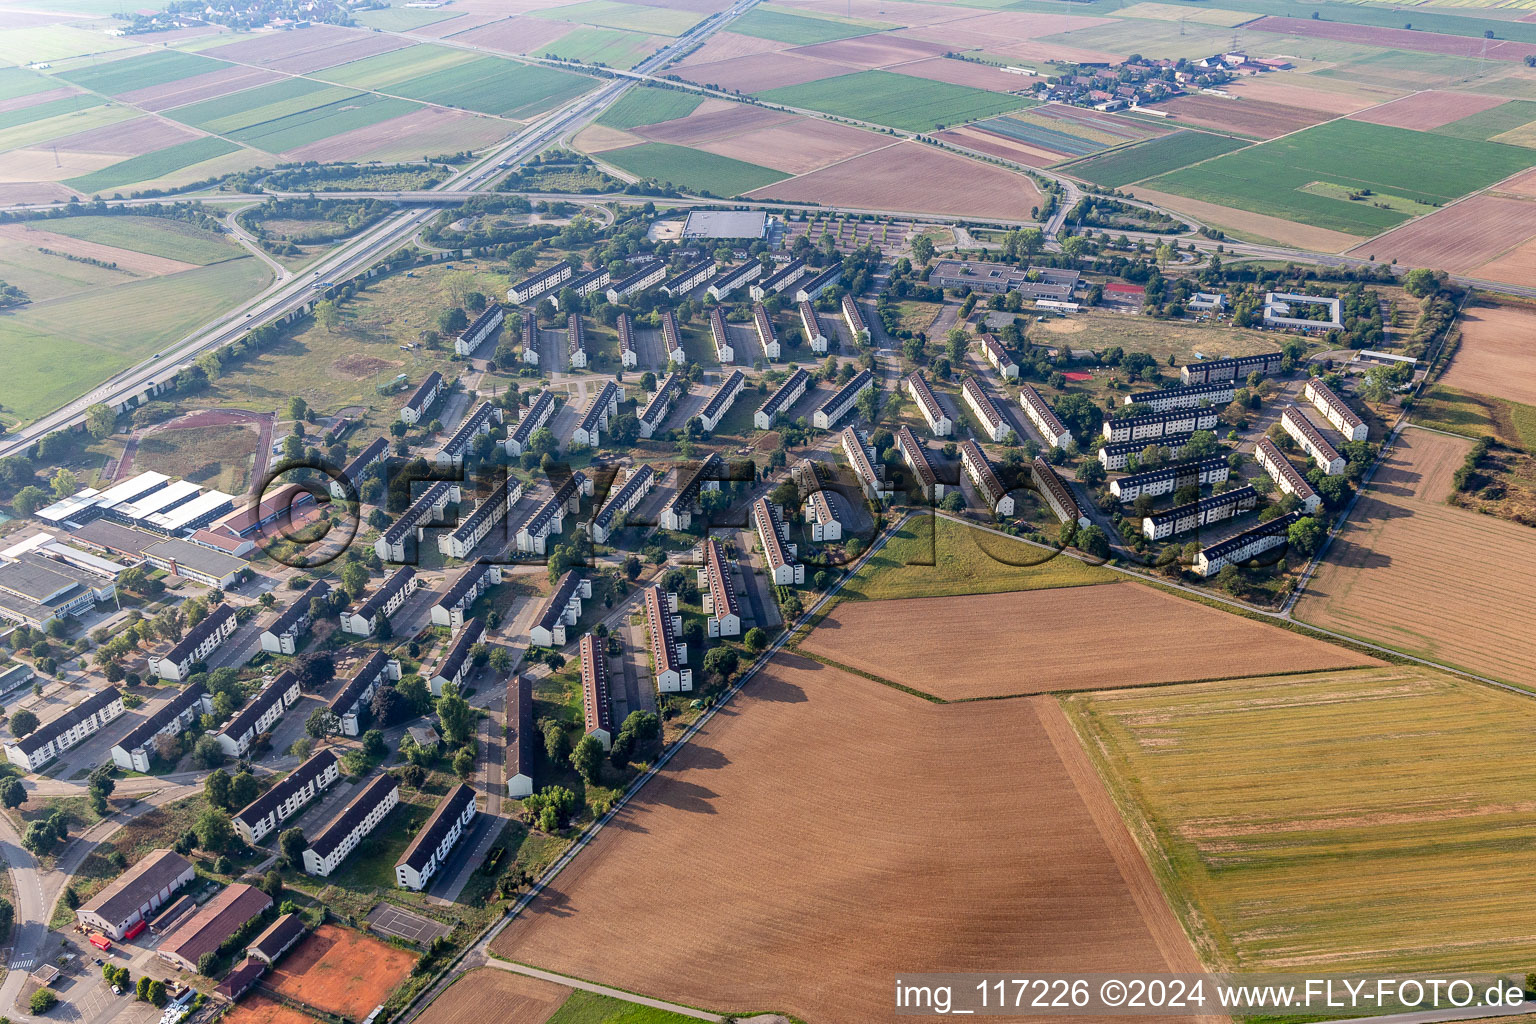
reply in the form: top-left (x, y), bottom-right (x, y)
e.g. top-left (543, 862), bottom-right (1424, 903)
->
top-left (40, 214), bottom-right (243, 265)
top-left (756, 69), bottom-right (1028, 132)
top-left (546, 991), bottom-right (709, 1023)
top-left (1064, 665), bottom-right (1536, 972)
top-left (839, 513), bottom-right (1115, 601)
top-left (1064, 129), bottom-right (1248, 188)
top-left (66, 136), bottom-right (242, 194)
top-left (133, 422), bottom-right (259, 494)
top-left (1411, 383), bottom-right (1536, 453)
top-left (0, 239), bottom-right (139, 303)
top-left (0, 256), bottom-right (272, 425)
top-left (594, 86), bottom-right (702, 130)
top-left (730, 4), bottom-right (895, 44)
top-left (1029, 307), bottom-right (1282, 364)
top-left (52, 794), bottom-right (207, 928)
top-left (1149, 119), bottom-right (1536, 235)
top-left (596, 142), bottom-right (787, 196)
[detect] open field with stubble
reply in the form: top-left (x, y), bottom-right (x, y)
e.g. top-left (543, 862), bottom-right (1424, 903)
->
top-left (1295, 426), bottom-right (1536, 688)
top-left (491, 655), bottom-right (1204, 1023)
top-left (416, 968), bottom-right (571, 1024)
top-left (1438, 302), bottom-right (1536, 407)
top-left (1066, 665), bottom-right (1536, 972)
top-left (801, 584), bottom-right (1379, 700)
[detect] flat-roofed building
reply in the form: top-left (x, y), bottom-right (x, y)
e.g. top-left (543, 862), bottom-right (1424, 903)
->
top-left (659, 310), bottom-right (686, 364)
top-left (905, 373), bottom-right (951, 437)
top-left (376, 481), bottom-right (458, 562)
top-left (606, 262), bottom-right (666, 304)
top-left (110, 683), bottom-right (211, 773)
top-left (1098, 431), bottom-right (1196, 472)
top-left (142, 489), bottom-right (237, 535)
top-left (841, 294), bottom-right (865, 342)
top-left (682, 209), bottom-right (769, 239)
top-left (752, 257), bottom-right (806, 301)
top-left (1281, 406), bottom-right (1345, 475)
top-left (708, 307), bottom-right (734, 364)
top-left (567, 314), bottom-right (588, 369)
top-left (506, 675), bottom-right (535, 798)
top-left (1180, 351), bottom-right (1281, 385)
top-left (755, 368), bottom-right (809, 430)
top-left (428, 617), bottom-right (484, 697)
top-left (590, 464), bottom-right (654, 544)
top-left (698, 537), bottom-right (740, 638)
top-left (795, 263), bottom-right (841, 303)
top-left (142, 537), bottom-right (246, 589)
top-left (960, 439), bottom-right (1013, 515)
top-left (1123, 380), bottom-right (1236, 413)
top-left (962, 377), bottom-right (1008, 442)
top-left (77, 849), bottom-right (194, 941)
top-left (616, 313), bottom-right (638, 368)
top-left (1143, 485), bottom-right (1260, 541)
top-left (662, 452), bottom-right (724, 530)
top-left (799, 300), bottom-right (827, 354)
top-left (330, 436), bottom-right (389, 501)
top-left (328, 652), bottom-right (399, 737)
top-left (753, 496), bottom-right (803, 585)
top-left (435, 401), bottom-right (503, 470)
top-left (980, 334), bottom-right (1018, 379)
top-left (930, 261), bottom-right (1078, 299)
top-left (1255, 437), bottom-right (1321, 512)
top-left (259, 581), bottom-right (328, 655)
top-left (340, 566), bottom-right (417, 636)
top-left (753, 303), bottom-right (780, 360)
top-left (214, 483), bottom-right (315, 539)
top-left (401, 371), bottom-right (443, 425)
top-left (530, 571), bottom-right (589, 647)
top-left (1262, 292), bottom-right (1342, 331)
top-left (572, 380), bottom-right (622, 447)
top-left (639, 371), bottom-right (685, 439)
top-left (1101, 407), bottom-right (1219, 444)
top-left (805, 487), bottom-right (842, 541)
top-left (579, 633), bottom-right (614, 748)
top-left (1304, 378), bottom-right (1368, 441)
top-left (396, 783), bottom-right (477, 892)
top-left (1109, 456), bottom-right (1229, 502)
top-left (303, 773), bottom-right (400, 877)
top-left (1031, 457), bottom-right (1089, 529)
top-left (1195, 511), bottom-right (1300, 577)
top-left (706, 261), bottom-right (761, 302)
top-left (233, 750), bottom-right (340, 845)
top-left (148, 603), bottom-right (237, 682)
top-left (158, 883), bottom-right (272, 974)
top-left (643, 586), bottom-right (692, 693)
top-left (455, 304), bottom-right (504, 356)
top-left (841, 426), bottom-right (889, 503)
top-left (508, 262), bottom-right (572, 304)
top-left (661, 258), bottom-right (715, 298)
top-left (1020, 384), bottom-right (1071, 449)
top-left (432, 562), bottom-right (502, 631)
top-left (896, 425), bottom-right (942, 500)
top-left (0, 551), bottom-right (119, 630)
top-left (698, 369), bottom-right (744, 433)
top-left (506, 390), bottom-right (556, 457)
top-left (216, 670), bottom-right (301, 758)
top-left (813, 368), bottom-right (872, 429)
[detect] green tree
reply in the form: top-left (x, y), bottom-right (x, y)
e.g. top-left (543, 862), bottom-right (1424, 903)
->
top-left (8, 709), bottom-right (37, 737)
top-left (452, 747), bottom-right (475, 779)
top-left (743, 627), bottom-right (768, 653)
top-left (340, 561), bottom-right (370, 599)
top-left (571, 733), bottom-right (604, 785)
top-left (362, 729), bottom-right (386, 758)
top-left (193, 807), bottom-right (234, 854)
top-left (85, 403), bottom-right (116, 440)
top-left (314, 300), bottom-right (341, 332)
top-left (279, 827), bottom-right (307, 864)
top-left (0, 778), bottom-right (23, 809)
top-left (702, 645), bottom-right (738, 681)
top-left (1287, 515), bottom-right (1326, 557)
top-left (230, 770), bottom-right (258, 809)
top-left (11, 486), bottom-right (49, 518)
top-left (204, 768), bottom-right (232, 810)
top-left (286, 396), bottom-right (308, 421)
top-left (50, 467), bottom-right (79, 498)
top-left (543, 720), bottom-right (569, 763)
top-left (437, 683), bottom-right (473, 746)
top-left (305, 706), bottom-right (340, 740)
top-left (29, 990), bottom-right (56, 1014)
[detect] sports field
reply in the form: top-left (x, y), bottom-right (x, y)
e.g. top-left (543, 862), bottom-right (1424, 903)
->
top-left (1149, 119), bottom-right (1536, 235)
top-left (65, 136), bottom-right (242, 193)
top-left (1066, 129), bottom-right (1249, 187)
top-left (730, 5), bottom-right (891, 44)
top-left (594, 86), bottom-right (703, 130)
top-left (1067, 665), bottom-right (1536, 971)
top-left (491, 655), bottom-right (1204, 1022)
top-left (266, 924), bottom-right (416, 1020)
top-left (596, 141), bottom-right (787, 195)
top-left (56, 49), bottom-right (227, 95)
top-left (756, 69), bottom-right (1029, 132)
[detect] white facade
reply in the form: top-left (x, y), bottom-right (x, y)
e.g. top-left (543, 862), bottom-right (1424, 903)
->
top-left (698, 369), bottom-right (745, 433)
top-left (215, 672), bottom-right (302, 758)
top-left (1281, 406), bottom-right (1345, 476)
top-left (1305, 378), bottom-right (1368, 442)
top-left (1255, 437), bottom-right (1322, 513)
top-left (617, 313), bottom-right (638, 368)
top-left (233, 752), bottom-right (341, 845)
top-left (5, 689), bottom-right (125, 771)
top-left (589, 464), bottom-right (655, 544)
top-left (708, 308), bottom-right (734, 364)
top-left (805, 489), bottom-right (842, 541)
top-left (799, 301), bottom-right (827, 354)
top-left (905, 374), bottom-right (952, 437)
top-left (813, 369), bottom-right (872, 430)
top-left (962, 377), bottom-right (1008, 442)
top-left (148, 605), bottom-right (238, 683)
top-left (753, 497), bottom-right (804, 585)
top-left (753, 303), bottom-right (780, 360)
top-left (981, 334), bottom-right (1018, 379)
top-left (506, 391), bottom-right (556, 457)
top-left (1020, 384), bottom-right (1072, 449)
top-left (302, 776), bottom-right (399, 877)
top-left (755, 368), bottom-right (809, 430)
top-left (395, 786), bottom-right (477, 892)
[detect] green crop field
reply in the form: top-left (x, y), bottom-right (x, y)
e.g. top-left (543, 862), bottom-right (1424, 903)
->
top-left (353, 5), bottom-right (465, 31)
top-left (1066, 665), bottom-right (1536, 972)
top-left (319, 43), bottom-right (475, 90)
top-left (66, 136), bottom-right (241, 193)
top-left (389, 57), bottom-right (594, 118)
top-left (0, 94), bottom-right (103, 132)
top-left (1148, 119), bottom-right (1536, 235)
top-left (0, 104), bottom-right (135, 154)
top-left (542, 26), bottom-right (658, 68)
top-left (838, 514), bottom-right (1115, 602)
top-left (594, 86), bottom-right (703, 130)
top-left (56, 49), bottom-right (226, 95)
top-left (730, 6), bottom-right (892, 44)
top-left (163, 77), bottom-right (344, 131)
top-left (0, 67), bottom-right (62, 102)
top-left (532, 0), bottom-right (701, 36)
top-left (1065, 129), bottom-right (1249, 186)
top-left (757, 70), bottom-right (1028, 132)
top-left (596, 141), bottom-right (787, 196)
top-left (545, 991), bottom-right (705, 1024)
top-left (40, 215), bottom-right (242, 265)
top-left (0, 257), bottom-right (272, 423)
top-left (229, 94), bottom-right (420, 152)
top-left (0, 26), bottom-right (135, 64)
top-left (1433, 100), bottom-right (1536, 143)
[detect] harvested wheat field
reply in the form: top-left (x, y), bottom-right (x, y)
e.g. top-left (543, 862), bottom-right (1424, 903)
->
top-left (892, 55), bottom-right (1040, 91)
top-left (118, 65), bottom-right (283, 111)
top-left (281, 107), bottom-right (508, 163)
top-left (222, 995), bottom-right (322, 1024)
top-left (1157, 94), bottom-right (1323, 138)
top-left (1296, 427), bottom-right (1536, 688)
top-left (46, 116), bottom-right (202, 156)
top-left (1473, 235), bottom-right (1536, 287)
top-left (1439, 302), bottom-right (1536, 406)
top-left (491, 656), bottom-right (1203, 1023)
top-left (266, 925), bottom-right (417, 1020)
top-left (693, 117), bottom-right (883, 174)
top-left (800, 583), bottom-right (1377, 700)
top-left (1349, 90), bottom-right (1508, 130)
top-left (634, 102), bottom-right (792, 146)
top-left (790, 33), bottom-right (948, 68)
top-left (748, 140), bottom-right (1041, 218)
top-left (445, 15), bottom-right (578, 55)
top-left (417, 968), bottom-right (570, 1024)
top-left (675, 51), bottom-right (846, 92)
top-left (1349, 194), bottom-right (1536, 273)
top-left (1228, 76), bottom-right (1392, 114)
top-left (0, 223), bottom-right (196, 275)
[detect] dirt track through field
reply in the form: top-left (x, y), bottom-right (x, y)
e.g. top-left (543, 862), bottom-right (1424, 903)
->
top-left (491, 656), bottom-right (1205, 1023)
top-left (800, 583), bottom-right (1378, 699)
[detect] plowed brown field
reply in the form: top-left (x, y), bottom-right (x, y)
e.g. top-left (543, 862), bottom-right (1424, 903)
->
top-left (417, 968), bottom-right (570, 1024)
top-left (1347, 195), bottom-right (1536, 273)
top-left (893, 55), bottom-right (1043, 91)
top-left (266, 925), bottom-right (417, 1020)
top-left (789, 33), bottom-right (948, 68)
top-left (490, 656), bottom-right (1203, 1023)
top-left (1439, 303), bottom-right (1536, 406)
top-left (800, 583), bottom-right (1377, 699)
top-left (675, 51), bottom-right (845, 91)
top-left (1296, 427), bottom-right (1536, 688)
top-left (696, 117), bottom-right (883, 173)
top-left (1349, 90), bottom-right (1507, 130)
top-left (120, 66), bottom-right (284, 111)
top-left (635, 103), bottom-right (793, 146)
top-left (1157, 94), bottom-right (1323, 138)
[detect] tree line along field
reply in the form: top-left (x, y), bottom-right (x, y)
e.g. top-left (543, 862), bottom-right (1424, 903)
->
top-left (756, 70), bottom-right (1031, 133)
top-left (1065, 666), bottom-right (1536, 972)
top-left (38, 215), bottom-right (244, 265)
top-left (1064, 129), bottom-right (1249, 187)
top-left (1147, 119), bottom-right (1536, 234)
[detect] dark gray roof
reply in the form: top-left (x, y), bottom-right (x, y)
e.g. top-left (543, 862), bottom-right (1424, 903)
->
top-left (507, 675), bottom-right (533, 783)
top-left (234, 750), bottom-right (339, 830)
top-left (396, 783), bottom-right (476, 873)
top-left (536, 571), bottom-right (583, 633)
top-left (594, 464), bottom-right (654, 530)
top-left (220, 671), bottom-right (296, 743)
top-left (161, 603), bottom-right (235, 666)
top-left (405, 371), bottom-right (443, 414)
top-left (309, 773), bottom-right (399, 858)
top-left (700, 370), bottom-right (744, 422)
top-left (1202, 511), bottom-right (1300, 560)
top-left (13, 687), bottom-right (122, 755)
top-left (78, 849), bottom-right (191, 923)
top-left (355, 566), bottom-right (416, 622)
top-left (328, 653), bottom-right (390, 717)
top-left (247, 912), bottom-right (306, 962)
top-left (432, 618), bottom-right (483, 685)
top-left (340, 437), bottom-right (390, 490)
top-left (114, 682), bottom-right (208, 755)
top-left (439, 562), bottom-right (494, 611)
top-left (759, 368), bottom-right (809, 422)
top-left (263, 581), bottom-right (329, 639)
